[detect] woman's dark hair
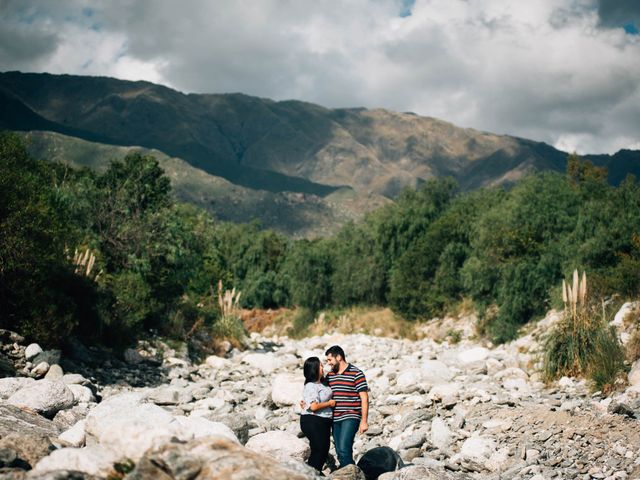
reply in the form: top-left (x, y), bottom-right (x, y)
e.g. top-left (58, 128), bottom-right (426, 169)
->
top-left (303, 357), bottom-right (322, 385)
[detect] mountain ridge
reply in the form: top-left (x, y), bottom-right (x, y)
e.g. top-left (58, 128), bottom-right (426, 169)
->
top-left (1, 70), bottom-right (639, 236)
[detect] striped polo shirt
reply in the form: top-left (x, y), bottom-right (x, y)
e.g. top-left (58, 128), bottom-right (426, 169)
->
top-left (327, 364), bottom-right (368, 422)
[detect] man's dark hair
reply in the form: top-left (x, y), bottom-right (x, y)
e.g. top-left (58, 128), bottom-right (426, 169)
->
top-left (325, 345), bottom-right (346, 361)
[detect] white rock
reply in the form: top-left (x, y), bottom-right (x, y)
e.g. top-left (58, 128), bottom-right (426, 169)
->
top-left (271, 373), bottom-right (302, 407)
top-left (429, 383), bottom-right (460, 402)
top-left (0, 377), bottom-right (35, 399)
top-left (25, 343), bottom-right (43, 361)
top-left (421, 360), bottom-right (454, 384)
top-left (148, 386), bottom-right (193, 405)
top-left (59, 420), bottom-right (86, 447)
top-left (628, 360), bottom-right (640, 387)
top-left (204, 355), bottom-right (231, 369)
top-left (173, 416), bottom-right (239, 443)
top-left (460, 435), bottom-right (496, 462)
top-left (430, 417), bottom-right (453, 450)
top-left (44, 364), bottom-right (64, 381)
top-left (246, 431), bottom-right (310, 462)
top-left (68, 384), bottom-right (95, 403)
top-left (487, 447), bottom-right (511, 472)
top-left (494, 367), bottom-right (529, 380)
top-left (8, 380), bottom-right (75, 416)
top-left (62, 373), bottom-right (89, 385)
top-left (612, 302), bottom-right (637, 327)
top-left (457, 347), bottom-right (490, 364)
top-left (85, 394), bottom-right (177, 460)
top-left (33, 445), bottom-right (119, 476)
top-left (503, 378), bottom-right (530, 392)
top-left (32, 361), bottom-right (50, 377)
top-left (396, 369), bottom-right (423, 389)
top-left (242, 352), bottom-right (278, 374)
top-left (558, 376), bottom-right (574, 388)
top-left (84, 392), bottom-right (238, 461)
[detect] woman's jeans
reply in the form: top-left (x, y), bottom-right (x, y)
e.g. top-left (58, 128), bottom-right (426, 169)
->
top-left (300, 414), bottom-right (332, 471)
top-left (332, 418), bottom-right (360, 467)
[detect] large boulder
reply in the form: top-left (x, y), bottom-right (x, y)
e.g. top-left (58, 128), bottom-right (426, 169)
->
top-left (7, 380), bottom-right (75, 417)
top-left (125, 436), bottom-right (320, 480)
top-left (271, 373), bottom-right (302, 407)
top-left (0, 433), bottom-right (55, 469)
top-left (0, 377), bottom-right (36, 399)
top-left (84, 392), bottom-right (238, 461)
top-left (0, 404), bottom-right (60, 439)
top-left (246, 431), bottom-right (310, 463)
top-left (32, 446), bottom-right (120, 477)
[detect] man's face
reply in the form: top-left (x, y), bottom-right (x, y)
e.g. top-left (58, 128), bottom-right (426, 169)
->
top-left (326, 354), bottom-right (340, 373)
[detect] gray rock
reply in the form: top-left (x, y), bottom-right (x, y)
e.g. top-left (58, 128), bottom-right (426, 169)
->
top-left (399, 432), bottom-right (426, 450)
top-left (607, 402), bottom-right (636, 418)
top-left (26, 471), bottom-right (101, 480)
top-left (31, 362), bottom-right (50, 378)
top-left (44, 365), bottom-right (64, 382)
top-left (58, 420), bottom-right (86, 448)
top-left (25, 344), bottom-right (43, 362)
top-left (32, 446), bottom-right (119, 477)
top-left (209, 413), bottom-right (251, 445)
top-left (0, 404), bottom-right (60, 439)
top-left (0, 433), bottom-right (55, 469)
top-left (67, 385), bottom-right (95, 404)
top-left (400, 410), bottom-right (434, 430)
top-left (329, 464), bottom-right (366, 480)
top-left (124, 436), bottom-right (320, 480)
top-left (378, 465), bottom-right (468, 479)
top-left (0, 377), bottom-right (36, 399)
top-left (7, 380), bottom-right (75, 418)
top-left (246, 430), bottom-right (310, 463)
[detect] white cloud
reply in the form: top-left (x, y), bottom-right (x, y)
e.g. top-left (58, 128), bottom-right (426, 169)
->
top-left (0, 0), bottom-right (638, 154)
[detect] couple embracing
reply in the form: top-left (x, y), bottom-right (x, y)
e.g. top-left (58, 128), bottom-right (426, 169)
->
top-left (300, 345), bottom-right (369, 474)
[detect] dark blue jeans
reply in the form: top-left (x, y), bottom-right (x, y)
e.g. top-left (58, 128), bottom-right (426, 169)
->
top-left (332, 418), bottom-right (359, 467)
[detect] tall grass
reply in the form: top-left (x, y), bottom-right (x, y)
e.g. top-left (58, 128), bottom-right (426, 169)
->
top-left (543, 271), bottom-right (626, 392)
top-left (212, 281), bottom-right (246, 344)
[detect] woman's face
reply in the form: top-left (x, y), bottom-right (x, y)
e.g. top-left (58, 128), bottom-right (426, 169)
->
top-left (319, 363), bottom-right (324, 379)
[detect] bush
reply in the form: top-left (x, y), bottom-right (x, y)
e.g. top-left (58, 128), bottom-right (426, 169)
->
top-left (543, 272), bottom-right (625, 391)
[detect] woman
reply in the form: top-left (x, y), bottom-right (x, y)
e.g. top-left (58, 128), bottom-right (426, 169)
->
top-left (301, 356), bottom-right (335, 473)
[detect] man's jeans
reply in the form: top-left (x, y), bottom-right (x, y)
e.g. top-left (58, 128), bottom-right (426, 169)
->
top-left (332, 418), bottom-right (359, 467)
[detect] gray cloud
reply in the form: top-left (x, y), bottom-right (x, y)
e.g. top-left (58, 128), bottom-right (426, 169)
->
top-left (0, 0), bottom-right (638, 154)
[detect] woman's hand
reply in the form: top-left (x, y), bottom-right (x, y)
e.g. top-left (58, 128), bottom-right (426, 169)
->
top-left (328, 399), bottom-right (336, 407)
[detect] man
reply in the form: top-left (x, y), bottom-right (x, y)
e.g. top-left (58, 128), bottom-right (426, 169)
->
top-left (325, 345), bottom-right (369, 468)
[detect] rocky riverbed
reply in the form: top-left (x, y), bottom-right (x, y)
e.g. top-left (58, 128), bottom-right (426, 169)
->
top-left (1, 308), bottom-right (640, 480)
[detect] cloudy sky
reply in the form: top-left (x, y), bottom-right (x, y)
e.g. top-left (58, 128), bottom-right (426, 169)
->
top-left (1, 0), bottom-right (639, 154)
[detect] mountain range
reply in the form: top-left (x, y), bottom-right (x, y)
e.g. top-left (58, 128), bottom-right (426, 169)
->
top-left (1, 71), bottom-right (638, 236)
